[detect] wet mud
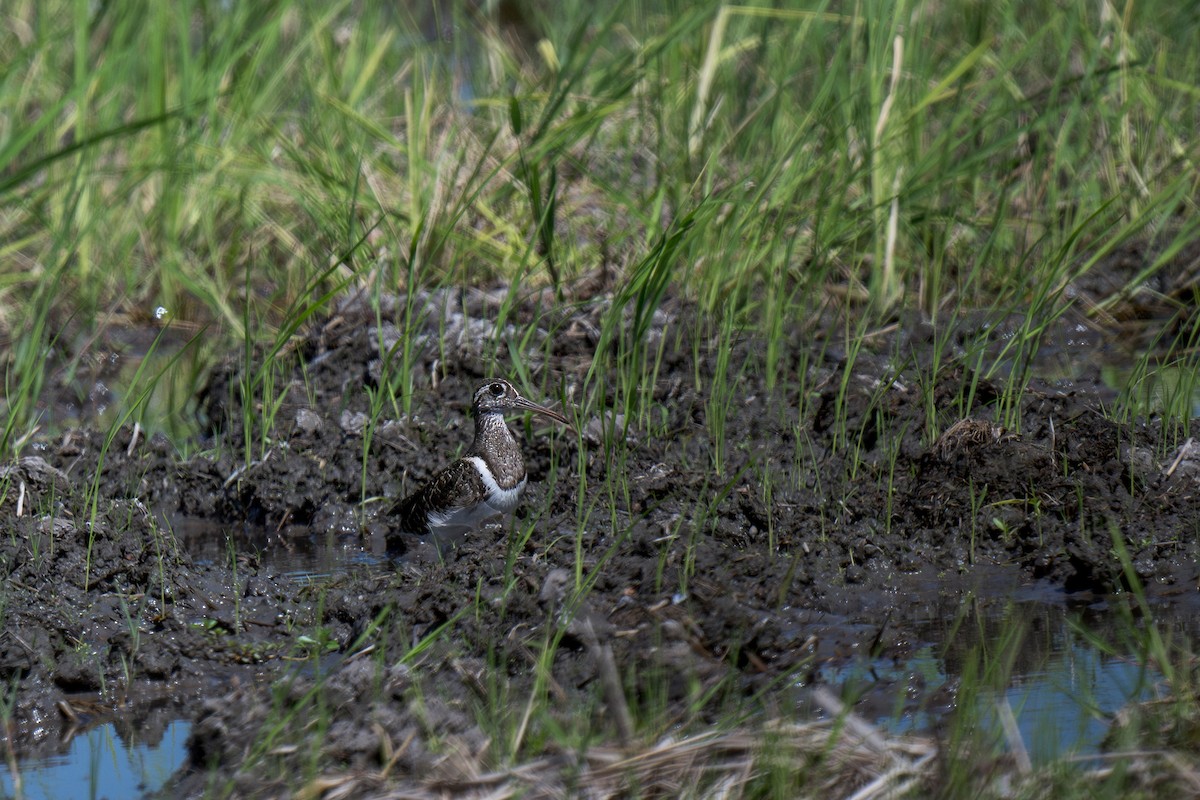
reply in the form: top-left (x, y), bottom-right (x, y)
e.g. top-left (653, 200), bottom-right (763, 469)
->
top-left (2, 259), bottom-right (1198, 795)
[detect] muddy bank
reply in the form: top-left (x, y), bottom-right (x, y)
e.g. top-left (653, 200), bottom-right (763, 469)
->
top-left (1, 279), bottom-right (1197, 795)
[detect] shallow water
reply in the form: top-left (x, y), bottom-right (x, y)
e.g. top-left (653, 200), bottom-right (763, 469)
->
top-left (824, 635), bottom-right (1163, 762)
top-left (171, 515), bottom-right (373, 583)
top-left (989, 644), bottom-right (1156, 762)
top-left (816, 591), bottom-right (1188, 763)
top-left (0, 719), bottom-right (189, 800)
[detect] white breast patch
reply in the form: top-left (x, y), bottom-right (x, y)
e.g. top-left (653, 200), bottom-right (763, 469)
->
top-left (466, 456), bottom-right (526, 512)
top-left (426, 456), bottom-right (527, 534)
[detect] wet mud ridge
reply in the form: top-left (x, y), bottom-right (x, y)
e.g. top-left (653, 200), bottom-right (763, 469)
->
top-left (2, 287), bottom-right (1197, 795)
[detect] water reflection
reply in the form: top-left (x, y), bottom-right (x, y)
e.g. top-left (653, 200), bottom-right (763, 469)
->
top-left (816, 595), bottom-right (1190, 762)
top-left (171, 515), bottom-right (376, 583)
top-left (0, 720), bottom-right (189, 800)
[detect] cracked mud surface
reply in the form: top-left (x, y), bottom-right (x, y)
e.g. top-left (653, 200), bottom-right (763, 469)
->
top-left (2, 266), bottom-right (1198, 795)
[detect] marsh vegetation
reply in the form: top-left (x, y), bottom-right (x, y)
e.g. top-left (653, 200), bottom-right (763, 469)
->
top-left (1, 1), bottom-right (1199, 797)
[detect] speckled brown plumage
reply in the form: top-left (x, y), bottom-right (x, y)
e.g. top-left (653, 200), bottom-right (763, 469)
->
top-left (468, 410), bottom-right (526, 490)
top-left (391, 378), bottom-right (570, 539)
top-left (391, 458), bottom-right (489, 534)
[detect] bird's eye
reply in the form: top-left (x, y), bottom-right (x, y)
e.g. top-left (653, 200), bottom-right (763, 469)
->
top-left (490, 383), bottom-right (505, 396)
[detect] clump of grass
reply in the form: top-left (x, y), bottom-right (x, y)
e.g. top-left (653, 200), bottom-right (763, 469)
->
top-left (1, 0), bottom-right (1197, 445)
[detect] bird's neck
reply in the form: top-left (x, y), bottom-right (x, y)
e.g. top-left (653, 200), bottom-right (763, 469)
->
top-left (467, 411), bottom-right (526, 489)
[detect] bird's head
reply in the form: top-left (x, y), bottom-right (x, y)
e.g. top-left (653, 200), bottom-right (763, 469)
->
top-left (471, 378), bottom-right (570, 426)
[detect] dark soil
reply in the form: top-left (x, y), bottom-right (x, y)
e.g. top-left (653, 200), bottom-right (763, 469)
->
top-left (2, 263), bottom-right (1198, 796)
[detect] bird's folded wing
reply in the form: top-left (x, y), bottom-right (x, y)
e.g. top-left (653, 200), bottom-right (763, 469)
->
top-left (393, 458), bottom-right (488, 531)
top-left (419, 459), bottom-right (488, 510)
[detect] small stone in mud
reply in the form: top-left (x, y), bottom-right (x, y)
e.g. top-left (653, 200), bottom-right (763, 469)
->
top-left (295, 407), bottom-right (323, 434)
top-left (136, 647), bottom-right (180, 679)
top-left (539, 567), bottom-right (572, 607)
top-left (583, 412), bottom-right (631, 445)
top-left (340, 410), bottom-right (368, 434)
top-left (36, 516), bottom-right (76, 536)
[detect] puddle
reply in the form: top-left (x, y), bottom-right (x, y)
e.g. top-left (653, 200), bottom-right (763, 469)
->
top-left (35, 321), bottom-right (208, 444)
top-left (170, 515), bottom-right (373, 582)
top-left (0, 719), bottom-right (189, 800)
top-left (816, 596), bottom-right (1184, 762)
top-left (826, 642), bottom-right (1160, 763)
top-left (1104, 362), bottom-right (1200, 419)
top-left (171, 515), bottom-right (477, 582)
top-left (984, 644), bottom-right (1157, 762)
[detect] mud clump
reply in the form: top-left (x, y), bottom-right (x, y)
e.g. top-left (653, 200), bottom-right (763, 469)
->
top-left (1, 285), bottom-right (1197, 795)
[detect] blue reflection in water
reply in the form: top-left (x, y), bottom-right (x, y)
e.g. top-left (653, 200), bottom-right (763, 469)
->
top-left (0, 720), bottom-right (189, 800)
top-left (987, 644), bottom-right (1156, 762)
top-left (820, 641), bottom-right (1160, 763)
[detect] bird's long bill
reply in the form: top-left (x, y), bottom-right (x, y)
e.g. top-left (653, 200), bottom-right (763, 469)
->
top-left (515, 396), bottom-right (571, 427)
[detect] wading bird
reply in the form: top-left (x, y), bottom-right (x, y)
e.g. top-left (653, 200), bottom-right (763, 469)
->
top-left (391, 378), bottom-right (570, 541)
